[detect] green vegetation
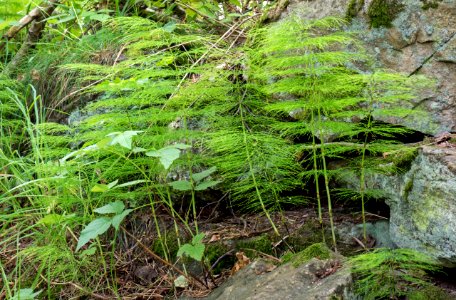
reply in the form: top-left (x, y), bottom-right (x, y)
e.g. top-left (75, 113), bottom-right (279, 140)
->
top-left (421, 0), bottom-right (443, 10)
top-left (345, 0), bottom-right (364, 21)
top-left (367, 0), bottom-right (404, 28)
top-left (351, 248), bottom-right (442, 299)
top-left (0, 0), bottom-right (443, 298)
top-left (282, 242), bottom-right (331, 267)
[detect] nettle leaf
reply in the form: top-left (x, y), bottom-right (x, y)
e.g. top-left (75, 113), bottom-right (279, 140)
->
top-left (195, 180), bottom-right (221, 191)
top-left (76, 217), bottom-right (112, 251)
top-left (146, 147), bottom-right (181, 170)
top-left (107, 130), bottom-right (143, 150)
top-left (11, 288), bottom-right (41, 300)
top-left (177, 233), bottom-right (205, 261)
top-left (132, 147), bottom-right (147, 153)
top-left (38, 214), bottom-right (64, 225)
top-left (177, 243), bottom-right (205, 261)
top-left (169, 180), bottom-right (192, 191)
top-left (192, 167), bottom-right (217, 182)
top-left (111, 209), bottom-right (133, 230)
top-left (94, 201), bottom-right (125, 215)
top-left (192, 233), bottom-right (205, 245)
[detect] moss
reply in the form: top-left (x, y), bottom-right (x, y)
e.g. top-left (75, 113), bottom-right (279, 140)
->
top-left (403, 175), bottom-right (414, 201)
top-left (408, 285), bottom-right (452, 300)
top-left (345, 0), bottom-right (365, 21)
top-left (283, 243), bottom-right (331, 267)
top-left (152, 230), bottom-right (184, 259)
top-left (287, 218), bottom-right (333, 252)
top-left (236, 234), bottom-right (274, 257)
top-left (205, 243), bottom-right (234, 274)
top-left (367, 0), bottom-right (404, 28)
top-left (420, 0), bottom-right (442, 10)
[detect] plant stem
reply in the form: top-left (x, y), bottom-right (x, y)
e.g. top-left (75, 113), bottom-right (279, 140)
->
top-left (239, 103), bottom-right (279, 236)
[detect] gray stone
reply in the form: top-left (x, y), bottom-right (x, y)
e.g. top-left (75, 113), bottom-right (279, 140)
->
top-left (283, 0), bottom-right (456, 135)
top-left (337, 220), bottom-right (396, 249)
top-left (185, 258), bottom-right (356, 300)
top-left (338, 146), bottom-right (456, 266)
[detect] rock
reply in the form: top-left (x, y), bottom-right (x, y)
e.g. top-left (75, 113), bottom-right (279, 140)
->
top-left (338, 145), bottom-right (456, 266)
top-left (282, 0), bottom-right (456, 135)
top-left (184, 258), bottom-right (356, 300)
top-left (337, 220), bottom-right (396, 249)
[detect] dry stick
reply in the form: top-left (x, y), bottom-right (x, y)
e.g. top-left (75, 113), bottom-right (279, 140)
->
top-left (120, 225), bottom-right (208, 289)
top-left (2, 0), bottom-right (61, 76)
top-left (39, 274), bottom-right (111, 300)
top-left (167, 14), bottom-right (258, 103)
top-left (0, 0), bottom-right (60, 51)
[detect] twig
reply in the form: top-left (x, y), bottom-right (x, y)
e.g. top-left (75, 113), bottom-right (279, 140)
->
top-left (120, 225), bottom-right (208, 289)
top-left (39, 274), bottom-right (111, 300)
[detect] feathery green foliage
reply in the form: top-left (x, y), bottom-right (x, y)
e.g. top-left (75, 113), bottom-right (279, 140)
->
top-left (351, 248), bottom-right (441, 299)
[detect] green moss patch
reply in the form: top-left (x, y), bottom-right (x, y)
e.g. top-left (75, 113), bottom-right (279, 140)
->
top-left (368, 0), bottom-right (404, 28)
top-left (282, 243), bottom-right (331, 267)
top-left (420, 0), bottom-right (442, 10)
top-left (346, 0), bottom-right (365, 21)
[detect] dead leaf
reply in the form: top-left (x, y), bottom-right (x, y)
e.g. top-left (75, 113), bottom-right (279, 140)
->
top-left (231, 252), bottom-right (250, 275)
top-left (209, 234), bottom-right (221, 243)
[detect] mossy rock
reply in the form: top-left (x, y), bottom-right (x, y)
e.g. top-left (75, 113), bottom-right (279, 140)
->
top-left (205, 243), bottom-right (235, 274)
top-left (367, 0), bottom-right (404, 28)
top-left (420, 0), bottom-right (442, 10)
top-left (236, 234), bottom-right (274, 257)
top-left (346, 0), bottom-right (365, 21)
top-left (282, 242), bottom-right (332, 267)
top-left (286, 218), bottom-right (333, 252)
top-left (407, 285), bottom-right (453, 300)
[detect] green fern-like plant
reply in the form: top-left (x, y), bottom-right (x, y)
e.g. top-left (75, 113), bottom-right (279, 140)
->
top-left (250, 15), bottom-right (431, 246)
top-left (350, 248), bottom-right (441, 300)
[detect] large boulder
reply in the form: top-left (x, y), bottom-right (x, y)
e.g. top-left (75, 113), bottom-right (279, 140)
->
top-left (339, 145), bottom-right (456, 266)
top-left (283, 0), bottom-right (456, 135)
top-left (185, 258), bottom-right (355, 300)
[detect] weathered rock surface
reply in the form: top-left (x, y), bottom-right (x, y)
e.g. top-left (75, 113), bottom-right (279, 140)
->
top-left (184, 258), bottom-right (355, 300)
top-left (339, 146), bottom-right (456, 266)
top-left (283, 0), bottom-right (456, 135)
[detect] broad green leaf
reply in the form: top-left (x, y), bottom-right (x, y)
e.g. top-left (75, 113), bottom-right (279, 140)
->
top-left (192, 167), bottom-right (217, 182)
top-left (11, 288), bottom-right (41, 300)
top-left (146, 147), bottom-right (181, 169)
top-left (195, 180), bottom-right (221, 191)
top-left (38, 214), bottom-right (64, 225)
top-left (163, 21), bottom-right (176, 33)
top-left (169, 180), bottom-right (192, 191)
top-left (94, 201), bottom-right (125, 215)
top-left (80, 246), bottom-right (97, 257)
top-left (107, 131), bottom-right (143, 150)
top-left (76, 217), bottom-right (112, 251)
top-left (192, 233), bottom-right (205, 245)
top-left (38, 213), bottom-right (75, 226)
top-left (91, 184), bottom-right (109, 193)
top-left (111, 209), bottom-right (132, 230)
top-left (132, 147), bottom-right (147, 153)
top-left (174, 275), bottom-right (188, 288)
top-left (177, 243), bottom-right (205, 261)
